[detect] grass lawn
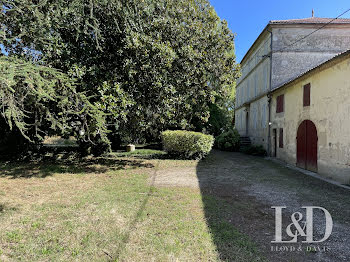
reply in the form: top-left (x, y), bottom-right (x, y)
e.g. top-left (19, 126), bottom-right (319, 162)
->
top-left (0, 149), bottom-right (265, 261)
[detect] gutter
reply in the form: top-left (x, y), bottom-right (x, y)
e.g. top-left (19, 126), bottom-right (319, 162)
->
top-left (267, 28), bottom-right (273, 157)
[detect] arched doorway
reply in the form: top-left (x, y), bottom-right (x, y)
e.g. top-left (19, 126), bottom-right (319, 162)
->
top-left (297, 120), bottom-right (318, 172)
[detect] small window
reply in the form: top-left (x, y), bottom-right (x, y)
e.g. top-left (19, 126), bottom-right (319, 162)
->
top-left (276, 94), bottom-right (284, 113)
top-left (279, 128), bottom-right (284, 148)
top-left (303, 83), bottom-right (311, 107)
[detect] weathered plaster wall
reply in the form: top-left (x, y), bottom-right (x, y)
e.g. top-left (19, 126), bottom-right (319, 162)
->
top-left (235, 107), bottom-right (246, 135)
top-left (236, 23), bottom-right (350, 159)
top-left (235, 33), bottom-right (270, 144)
top-left (248, 96), bottom-right (269, 149)
top-left (271, 56), bottom-right (350, 183)
top-left (236, 33), bottom-right (271, 109)
top-left (235, 97), bottom-right (269, 149)
top-left (271, 26), bottom-right (350, 89)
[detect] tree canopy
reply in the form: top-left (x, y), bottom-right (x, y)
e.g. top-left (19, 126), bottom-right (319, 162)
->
top-left (0, 0), bottom-right (239, 152)
top-left (0, 56), bottom-right (108, 154)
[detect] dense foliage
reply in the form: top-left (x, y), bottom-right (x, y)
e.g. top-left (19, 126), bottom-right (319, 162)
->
top-left (162, 130), bottom-right (214, 159)
top-left (0, 56), bottom-right (107, 155)
top-left (215, 129), bottom-right (240, 151)
top-left (240, 145), bottom-right (267, 156)
top-left (202, 102), bottom-right (235, 136)
top-left (0, 0), bottom-right (239, 152)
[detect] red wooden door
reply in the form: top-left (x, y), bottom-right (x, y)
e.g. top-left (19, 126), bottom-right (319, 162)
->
top-left (297, 120), bottom-right (318, 172)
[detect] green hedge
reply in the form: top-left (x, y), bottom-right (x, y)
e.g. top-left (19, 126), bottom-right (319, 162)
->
top-left (161, 130), bottom-right (214, 159)
top-left (215, 129), bottom-right (240, 151)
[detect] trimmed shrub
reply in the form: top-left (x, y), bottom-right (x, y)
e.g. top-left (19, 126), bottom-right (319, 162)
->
top-left (215, 129), bottom-right (240, 151)
top-left (240, 145), bottom-right (267, 156)
top-left (161, 130), bottom-right (214, 159)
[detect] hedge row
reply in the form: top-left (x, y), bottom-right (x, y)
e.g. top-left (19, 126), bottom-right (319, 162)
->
top-left (161, 130), bottom-right (214, 159)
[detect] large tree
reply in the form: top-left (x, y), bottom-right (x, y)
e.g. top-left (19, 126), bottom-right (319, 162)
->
top-left (0, 56), bottom-right (108, 155)
top-left (1, 0), bottom-right (239, 147)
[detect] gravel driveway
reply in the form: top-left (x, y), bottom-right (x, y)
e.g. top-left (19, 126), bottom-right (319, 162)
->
top-left (154, 150), bottom-right (350, 262)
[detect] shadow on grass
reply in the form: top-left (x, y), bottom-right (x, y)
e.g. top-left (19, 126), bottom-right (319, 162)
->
top-left (0, 203), bottom-right (17, 215)
top-left (195, 151), bottom-right (267, 262)
top-left (0, 152), bottom-right (154, 179)
top-left (112, 162), bottom-right (159, 261)
top-left (111, 150), bottom-right (168, 160)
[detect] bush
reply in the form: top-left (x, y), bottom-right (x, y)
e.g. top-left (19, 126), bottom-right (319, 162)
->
top-left (91, 138), bottom-right (111, 157)
top-left (77, 137), bottom-right (111, 157)
top-left (161, 130), bottom-right (214, 159)
top-left (215, 129), bottom-right (240, 151)
top-left (240, 145), bottom-right (267, 156)
top-left (192, 103), bottom-right (234, 137)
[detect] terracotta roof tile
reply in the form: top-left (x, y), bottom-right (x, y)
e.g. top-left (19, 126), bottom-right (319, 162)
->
top-left (270, 17), bottom-right (350, 24)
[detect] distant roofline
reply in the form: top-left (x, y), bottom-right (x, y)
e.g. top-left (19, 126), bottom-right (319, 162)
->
top-left (240, 17), bottom-right (350, 65)
top-left (270, 17), bottom-right (350, 24)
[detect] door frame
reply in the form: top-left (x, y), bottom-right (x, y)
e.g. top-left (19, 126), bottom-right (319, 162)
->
top-left (245, 111), bottom-right (249, 136)
top-left (272, 128), bottom-right (277, 157)
top-left (296, 119), bottom-right (318, 172)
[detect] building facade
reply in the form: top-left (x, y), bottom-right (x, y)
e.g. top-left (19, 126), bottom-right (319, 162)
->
top-left (270, 50), bottom-right (350, 184)
top-left (235, 17), bottom-right (350, 153)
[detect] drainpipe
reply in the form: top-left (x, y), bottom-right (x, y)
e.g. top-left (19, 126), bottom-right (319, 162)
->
top-left (267, 28), bottom-right (273, 156)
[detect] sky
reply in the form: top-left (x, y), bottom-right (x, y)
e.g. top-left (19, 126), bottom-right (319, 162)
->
top-left (209, 0), bottom-right (350, 62)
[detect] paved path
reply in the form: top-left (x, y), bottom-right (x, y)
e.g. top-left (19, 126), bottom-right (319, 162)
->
top-left (155, 150), bottom-right (350, 262)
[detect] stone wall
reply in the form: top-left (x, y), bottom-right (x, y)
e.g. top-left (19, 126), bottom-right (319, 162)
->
top-left (270, 55), bottom-right (350, 183)
top-left (271, 26), bottom-right (350, 89)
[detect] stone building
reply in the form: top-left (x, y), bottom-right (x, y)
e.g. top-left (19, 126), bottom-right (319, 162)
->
top-left (234, 16), bottom-right (350, 182)
top-left (270, 50), bottom-right (350, 183)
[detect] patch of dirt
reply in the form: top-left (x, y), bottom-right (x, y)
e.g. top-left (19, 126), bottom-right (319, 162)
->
top-left (152, 167), bottom-right (199, 188)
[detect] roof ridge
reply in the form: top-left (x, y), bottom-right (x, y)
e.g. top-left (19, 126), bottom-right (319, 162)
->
top-left (270, 17), bottom-right (350, 24)
top-left (270, 17), bottom-right (316, 21)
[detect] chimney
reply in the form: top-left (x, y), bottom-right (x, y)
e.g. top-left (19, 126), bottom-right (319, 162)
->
top-left (312, 9), bottom-right (314, 18)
